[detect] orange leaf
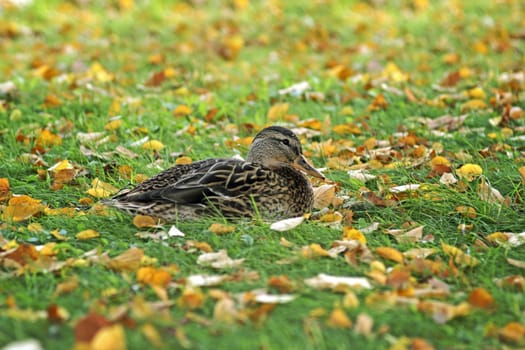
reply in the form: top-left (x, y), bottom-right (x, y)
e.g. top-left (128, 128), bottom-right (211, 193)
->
top-left (0, 178), bottom-right (10, 201)
top-left (177, 288), bottom-right (205, 309)
top-left (43, 94), bottom-right (61, 108)
top-left (268, 275), bottom-right (294, 293)
top-left (499, 322), bottom-right (525, 343)
top-left (342, 227), bottom-right (366, 244)
top-left (375, 247), bottom-right (404, 264)
top-left (4, 243), bottom-right (39, 266)
top-left (137, 267), bottom-right (172, 287)
top-left (467, 287), bottom-right (494, 309)
top-left (366, 94), bottom-right (388, 112)
top-left (2, 195), bottom-right (45, 221)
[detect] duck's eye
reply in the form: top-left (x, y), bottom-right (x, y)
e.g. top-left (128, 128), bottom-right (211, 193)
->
top-left (280, 139), bottom-right (290, 146)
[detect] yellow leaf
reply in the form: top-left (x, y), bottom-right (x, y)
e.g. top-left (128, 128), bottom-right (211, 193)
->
top-left (142, 140), bottom-right (164, 151)
top-left (441, 242), bottom-right (479, 267)
top-left (327, 308), bottom-right (352, 328)
top-left (40, 242), bottom-right (58, 256)
top-left (461, 99), bottom-right (487, 112)
top-left (37, 129), bottom-right (62, 147)
top-left (86, 178), bottom-right (118, 198)
top-left (133, 215), bottom-right (158, 228)
top-left (374, 247), bottom-right (404, 264)
top-left (430, 156), bottom-right (450, 167)
top-left (175, 156), bottom-right (192, 165)
top-left (456, 163), bottom-right (482, 181)
top-left (2, 195), bottom-right (45, 221)
top-left (76, 229), bottom-right (100, 240)
top-left (141, 324), bottom-right (163, 348)
top-left (467, 87), bottom-right (486, 99)
top-left (88, 62), bottom-right (114, 83)
top-left (342, 227), bottom-right (367, 244)
top-left (50, 229), bottom-right (69, 241)
top-left (208, 223), bottom-right (236, 235)
top-left (333, 123), bottom-right (361, 135)
top-left (91, 324), bottom-right (126, 350)
top-left (173, 104), bottom-right (192, 116)
top-left (267, 103), bottom-right (289, 121)
top-left (104, 119), bottom-right (122, 131)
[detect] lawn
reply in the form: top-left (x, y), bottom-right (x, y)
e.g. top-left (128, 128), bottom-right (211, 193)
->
top-left (1, 0), bottom-right (525, 349)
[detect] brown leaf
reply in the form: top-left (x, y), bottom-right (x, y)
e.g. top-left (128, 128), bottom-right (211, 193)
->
top-left (268, 275), bottom-right (295, 293)
top-left (74, 313), bottom-right (111, 343)
top-left (4, 244), bottom-right (39, 266)
top-left (107, 247), bottom-right (144, 272)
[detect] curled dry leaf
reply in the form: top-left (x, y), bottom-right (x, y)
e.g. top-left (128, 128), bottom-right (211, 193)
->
top-left (186, 274), bottom-right (228, 287)
top-left (270, 216), bottom-right (305, 232)
top-left (439, 172), bottom-right (457, 185)
top-left (197, 250), bottom-right (244, 269)
top-left (327, 308), bottom-right (352, 328)
top-left (313, 184), bottom-right (336, 209)
top-left (253, 293), bottom-right (297, 304)
top-left (390, 184), bottom-right (421, 193)
top-left (354, 313), bottom-right (374, 337)
top-left (418, 300), bottom-right (470, 324)
top-left (348, 170), bottom-right (377, 182)
top-left (478, 177), bottom-right (505, 205)
top-left (305, 273), bottom-right (372, 290)
top-left (498, 322), bottom-right (525, 343)
top-left (107, 247), bottom-right (144, 272)
top-left (168, 225), bottom-right (185, 237)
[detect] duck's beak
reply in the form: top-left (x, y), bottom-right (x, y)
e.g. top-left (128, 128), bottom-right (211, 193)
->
top-left (294, 155), bottom-right (325, 180)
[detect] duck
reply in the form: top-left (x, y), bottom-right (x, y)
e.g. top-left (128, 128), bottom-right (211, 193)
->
top-left (102, 125), bottom-right (325, 220)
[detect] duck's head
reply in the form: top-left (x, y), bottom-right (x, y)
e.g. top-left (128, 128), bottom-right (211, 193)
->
top-left (246, 126), bottom-right (325, 179)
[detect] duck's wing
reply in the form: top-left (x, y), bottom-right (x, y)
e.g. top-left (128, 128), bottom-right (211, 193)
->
top-left (110, 158), bottom-right (227, 200)
top-left (112, 159), bottom-right (275, 206)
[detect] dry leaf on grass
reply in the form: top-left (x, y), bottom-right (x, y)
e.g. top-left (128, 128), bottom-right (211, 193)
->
top-left (197, 250), bottom-right (244, 269)
top-left (305, 273), bottom-right (372, 290)
top-left (270, 216), bottom-right (305, 232)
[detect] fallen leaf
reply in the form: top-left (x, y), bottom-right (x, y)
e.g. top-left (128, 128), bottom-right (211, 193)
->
top-left (456, 164), bottom-right (482, 181)
top-left (270, 216), bottom-right (305, 232)
top-left (76, 229), bottom-right (100, 240)
top-left (107, 247), bottom-right (144, 272)
top-left (74, 313), bottom-right (112, 343)
top-left (327, 308), bottom-right (352, 328)
top-left (467, 287), bottom-right (494, 309)
top-left (197, 250), bottom-right (244, 269)
top-left (305, 273), bottom-right (372, 290)
top-left (2, 195), bottom-right (45, 221)
top-left (137, 266), bottom-right (171, 287)
top-left (0, 178), bottom-right (11, 201)
top-left (313, 184), bottom-right (336, 209)
top-left (91, 324), bottom-right (126, 350)
top-left (499, 322), bottom-right (525, 343)
top-left (208, 223), bottom-right (235, 235)
top-left (133, 215), bottom-right (159, 228)
top-left (375, 247), bottom-right (404, 264)
top-left (267, 102), bottom-right (289, 121)
top-left (354, 313), bottom-right (373, 337)
top-left (86, 178), bottom-right (118, 198)
top-left (142, 140), bottom-right (164, 151)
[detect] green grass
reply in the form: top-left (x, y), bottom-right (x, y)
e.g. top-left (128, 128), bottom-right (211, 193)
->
top-left (1, 0), bottom-right (525, 349)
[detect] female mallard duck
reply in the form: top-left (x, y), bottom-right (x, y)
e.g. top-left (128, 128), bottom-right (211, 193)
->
top-left (103, 126), bottom-right (325, 220)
